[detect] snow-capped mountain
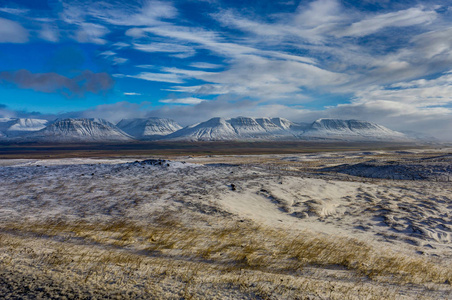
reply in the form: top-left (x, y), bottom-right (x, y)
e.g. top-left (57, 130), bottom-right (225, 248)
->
top-left (117, 117), bottom-right (182, 140)
top-left (301, 119), bottom-right (409, 141)
top-left (0, 116), bottom-right (414, 143)
top-left (0, 118), bottom-right (48, 137)
top-left (166, 117), bottom-right (305, 141)
top-left (166, 117), bottom-right (409, 142)
top-left (167, 117), bottom-right (238, 141)
top-left (21, 118), bottom-right (134, 143)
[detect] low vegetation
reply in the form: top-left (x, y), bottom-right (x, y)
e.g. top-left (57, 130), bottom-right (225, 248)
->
top-left (1, 211), bottom-right (451, 299)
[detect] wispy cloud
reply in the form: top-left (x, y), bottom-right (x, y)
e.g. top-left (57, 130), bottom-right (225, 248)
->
top-left (38, 24), bottom-right (59, 42)
top-left (60, 0), bottom-right (176, 27)
top-left (133, 43), bottom-right (196, 58)
top-left (0, 7), bottom-right (29, 15)
top-left (190, 62), bottom-right (223, 69)
top-left (160, 55), bottom-right (347, 100)
top-left (122, 72), bottom-right (186, 84)
top-left (73, 22), bottom-right (109, 44)
top-left (354, 71), bottom-right (452, 107)
top-left (337, 6), bottom-right (437, 37)
top-left (0, 17), bottom-right (28, 43)
top-left (160, 97), bottom-right (206, 105)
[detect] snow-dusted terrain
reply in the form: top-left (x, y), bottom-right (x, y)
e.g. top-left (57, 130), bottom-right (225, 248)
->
top-left (117, 117), bottom-right (182, 139)
top-left (0, 148), bottom-right (451, 298)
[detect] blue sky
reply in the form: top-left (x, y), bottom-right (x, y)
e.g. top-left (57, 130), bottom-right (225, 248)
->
top-left (1, 0), bottom-right (452, 139)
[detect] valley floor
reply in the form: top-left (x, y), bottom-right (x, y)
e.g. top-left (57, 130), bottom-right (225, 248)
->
top-left (0, 148), bottom-right (452, 299)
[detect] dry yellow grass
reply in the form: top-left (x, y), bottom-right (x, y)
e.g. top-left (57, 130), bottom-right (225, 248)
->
top-left (1, 211), bottom-right (451, 299)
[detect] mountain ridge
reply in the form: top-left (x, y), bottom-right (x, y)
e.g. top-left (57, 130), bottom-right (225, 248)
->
top-left (0, 116), bottom-right (418, 143)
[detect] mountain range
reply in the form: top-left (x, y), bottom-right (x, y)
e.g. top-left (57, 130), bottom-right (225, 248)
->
top-left (0, 116), bottom-right (417, 143)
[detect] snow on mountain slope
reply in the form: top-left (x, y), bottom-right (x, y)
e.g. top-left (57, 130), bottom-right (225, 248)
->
top-left (0, 118), bottom-right (49, 137)
top-left (270, 117), bottom-right (294, 130)
top-left (228, 117), bottom-right (274, 138)
top-left (167, 117), bottom-right (409, 142)
top-left (168, 117), bottom-right (238, 141)
top-left (271, 117), bottom-right (310, 134)
top-left (301, 119), bottom-right (409, 141)
top-left (167, 117), bottom-right (306, 141)
top-left (0, 116), bottom-right (413, 143)
top-left (21, 118), bottom-right (134, 143)
top-left (117, 118), bottom-right (182, 139)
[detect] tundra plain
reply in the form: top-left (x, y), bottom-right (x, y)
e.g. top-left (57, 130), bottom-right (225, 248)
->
top-left (1, 147), bottom-right (452, 299)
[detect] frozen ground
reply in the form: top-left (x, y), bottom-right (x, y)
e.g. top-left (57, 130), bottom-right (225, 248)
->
top-left (0, 148), bottom-right (452, 298)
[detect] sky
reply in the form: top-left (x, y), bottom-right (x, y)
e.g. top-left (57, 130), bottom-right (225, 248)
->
top-left (1, 0), bottom-right (452, 140)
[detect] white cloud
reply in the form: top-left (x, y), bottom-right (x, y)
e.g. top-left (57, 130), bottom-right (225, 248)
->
top-left (113, 42), bottom-right (130, 48)
top-left (161, 55), bottom-right (347, 100)
top-left (113, 57), bottom-right (128, 64)
top-left (39, 24), bottom-right (59, 42)
top-left (125, 72), bottom-right (186, 84)
top-left (100, 50), bottom-right (116, 56)
top-left (136, 65), bottom-right (157, 69)
top-left (137, 25), bottom-right (258, 58)
top-left (338, 6), bottom-right (437, 37)
top-left (160, 97), bottom-right (206, 105)
top-left (294, 0), bottom-right (344, 27)
top-left (100, 51), bottom-right (128, 64)
top-left (124, 92), bottom-right (141, 96)
top-left (74, 22), bottom-right (109, 44)
top-left (0, 7), bottom-right (29, 15)
top-left (62, 0), bottom-right (176, 27)
top-left (133, 43), bottom-right (196, 58)
top-left (0, 17), bottom-right (28, 43)
top-left (95, 0), bottom-right (176, 26)
top-left (411, 27), bottom-right (452, 60)
top-left (354, 72), bottom-right (452, 107)
top-left (209, 1), bottom-right (447, 92)
top-left (190, 62), bottom-right (223, 69)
